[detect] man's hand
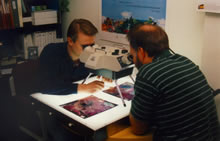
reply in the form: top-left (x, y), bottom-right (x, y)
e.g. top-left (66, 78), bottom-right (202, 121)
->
top-left (97, 76), bottom-right (113, 83)
top-left (78, 80), bottom-right (104, 94)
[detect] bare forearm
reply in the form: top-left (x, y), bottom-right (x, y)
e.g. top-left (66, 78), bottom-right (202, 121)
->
top-left (77, 80), bottom-right (104, 94)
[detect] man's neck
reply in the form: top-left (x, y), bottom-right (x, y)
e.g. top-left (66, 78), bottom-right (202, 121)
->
top-left (67, 45), bottom-right (79, 61)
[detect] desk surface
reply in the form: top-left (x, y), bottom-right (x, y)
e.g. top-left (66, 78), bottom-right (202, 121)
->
top-left (31, 76), bottom-right (133, 131)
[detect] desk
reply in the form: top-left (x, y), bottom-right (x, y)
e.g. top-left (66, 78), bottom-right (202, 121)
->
top-left (30, 76), bottom-right (133, 136)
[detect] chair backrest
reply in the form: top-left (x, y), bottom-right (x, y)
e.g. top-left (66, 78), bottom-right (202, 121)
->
top-left (12, 59), bottom-right (41, 96)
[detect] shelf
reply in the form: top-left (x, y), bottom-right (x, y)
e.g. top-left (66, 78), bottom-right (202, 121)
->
top-left (197, 9), bottom-right (220, 14)
top-left (22, 10), bottom-right (58, 26)
top-left (197, 0), bottom-right (220, 13)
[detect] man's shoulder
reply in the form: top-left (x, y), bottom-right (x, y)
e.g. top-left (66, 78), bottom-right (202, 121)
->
top-left (40, 42), bottom-right (67, 57)
top-left (43, 42), bottom-right (66, 52)
top-left (137, 53), bottom-right (195, 79)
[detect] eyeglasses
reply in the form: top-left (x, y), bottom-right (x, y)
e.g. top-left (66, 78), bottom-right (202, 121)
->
top-left (81, 43), bottom-right (95, 49)
top-left (127, 54), bottom-right (133, 61)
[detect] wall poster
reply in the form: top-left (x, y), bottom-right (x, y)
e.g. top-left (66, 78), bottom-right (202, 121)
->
top-left (102, 0), bottom-right (167, 34)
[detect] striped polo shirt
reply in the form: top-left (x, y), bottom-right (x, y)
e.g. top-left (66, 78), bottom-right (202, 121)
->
top-left (130, 50), bottom-right (219, 141)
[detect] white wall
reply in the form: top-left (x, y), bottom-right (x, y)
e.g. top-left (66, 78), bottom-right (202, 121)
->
top-left (201, 13), bottom-right (220, 89)
top-left (165, 0), bottom-right (205, 65)
top-left (61, 0), bottom-right (100, 40)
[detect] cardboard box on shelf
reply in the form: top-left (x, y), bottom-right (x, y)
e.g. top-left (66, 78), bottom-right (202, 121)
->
top-left (32, 9), bottom-right (57, 25)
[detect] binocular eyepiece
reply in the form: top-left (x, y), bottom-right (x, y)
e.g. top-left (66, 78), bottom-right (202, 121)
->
top-left (121, 54), bottom-right (133, 65)
top-left (127, 54), bottom-right (133, 62)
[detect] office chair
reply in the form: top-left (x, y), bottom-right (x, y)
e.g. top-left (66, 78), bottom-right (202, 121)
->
top-left (9, 59), bottom-right (48, 141)
top-left (105, 118), bottom-right (152, 141)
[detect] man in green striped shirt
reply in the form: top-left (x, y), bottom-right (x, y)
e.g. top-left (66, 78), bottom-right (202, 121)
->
top-left (127, 24), bottom-right (219, 141)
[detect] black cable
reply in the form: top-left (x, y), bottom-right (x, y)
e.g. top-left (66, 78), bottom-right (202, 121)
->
top-left (169, 48), bottom-right (176, 54)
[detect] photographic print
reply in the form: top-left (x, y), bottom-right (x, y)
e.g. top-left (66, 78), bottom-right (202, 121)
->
top-left (103, 82), bottom-right (134, 100)
top-left (60, 95), bottom-right (117, 119)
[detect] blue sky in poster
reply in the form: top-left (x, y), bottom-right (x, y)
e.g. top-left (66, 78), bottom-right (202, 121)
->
top-left (102, 0), bottom-right (166, 27)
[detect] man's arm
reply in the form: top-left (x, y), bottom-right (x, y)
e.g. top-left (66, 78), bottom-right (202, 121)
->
top-left (129, 113), bottom-right (149, 135)
top-left (77, 80), bottom-right (104, 94)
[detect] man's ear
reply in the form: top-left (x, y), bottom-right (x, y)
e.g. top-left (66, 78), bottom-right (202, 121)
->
top-left (138, 47), bottom-right (153, 64)
top-left (138, 47), bottom-right (145, 55)
top-left (137, 47), bottom-right (146, 61)
top-left (67, 37), bottom-right (74, 45)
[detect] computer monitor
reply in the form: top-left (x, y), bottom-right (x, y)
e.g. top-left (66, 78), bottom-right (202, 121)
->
top-left (98, 0), bottom-right (167, 45)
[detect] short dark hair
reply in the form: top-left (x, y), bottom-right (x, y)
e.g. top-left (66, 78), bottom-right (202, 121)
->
top-left (127, 24), bottom-right (169, 57)
top-left (67, 19), bottom-right (98, 42)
